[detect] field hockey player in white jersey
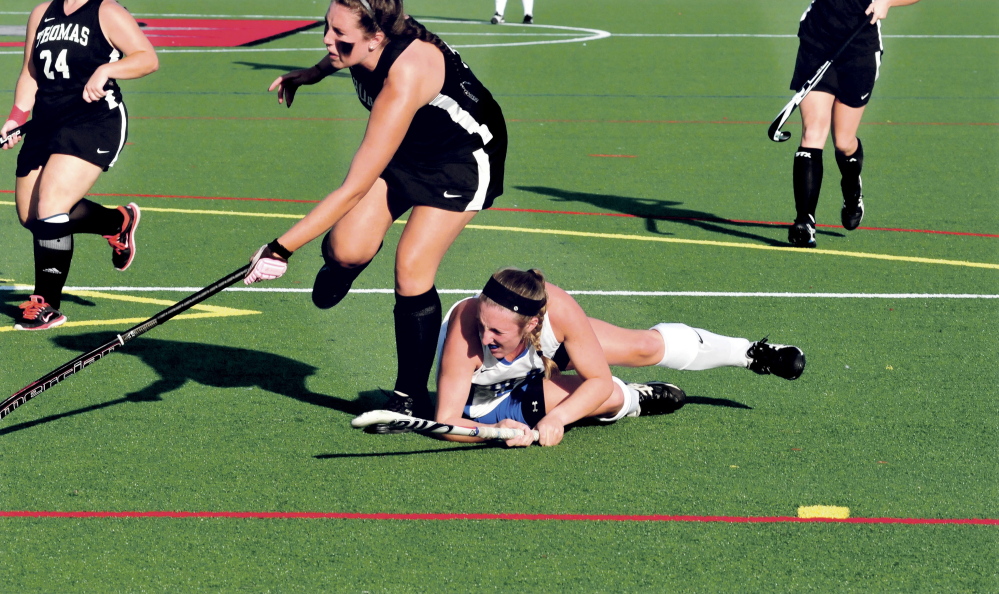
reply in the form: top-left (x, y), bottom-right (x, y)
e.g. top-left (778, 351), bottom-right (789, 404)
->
top-left (787, 0), bottom-right (920, 247)
top-left (434, 268), bottom-right (806, 447)
top-left (244, 0), bottom-right (507, 430)
top-left (1, 0), bottom-right (158, 330)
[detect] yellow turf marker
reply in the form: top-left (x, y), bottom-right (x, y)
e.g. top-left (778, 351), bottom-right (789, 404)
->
top-left (460, 223), bottom-right (999, 270)
top-left (798, 505), bottom-right (850, 519)
top-left (3, 201), bottom-right (995, 270)
top-left (0, 286), bottom-right (259, 333)
top-left (140, 206), bottom-right (304, 219)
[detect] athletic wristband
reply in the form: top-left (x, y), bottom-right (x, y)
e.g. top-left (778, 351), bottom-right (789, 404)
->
top-left (7, 105), bottom-right (29, 127)
top-left (267, 239), bottom-right (293, 260)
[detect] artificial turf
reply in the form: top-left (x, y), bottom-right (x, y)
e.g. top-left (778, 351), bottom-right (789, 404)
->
top-left (1, 0), bottom-right (996, 591)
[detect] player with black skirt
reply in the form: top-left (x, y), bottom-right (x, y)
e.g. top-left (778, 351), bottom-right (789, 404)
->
top-left (787, 0), bottom-right (919, 247)
top-left (1, 0), bottom-right (158, 329)
top-left (244, 0), bottom-right (507, 427)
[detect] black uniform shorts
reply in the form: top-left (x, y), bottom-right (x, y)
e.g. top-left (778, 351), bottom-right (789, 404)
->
top-left (382, 132), bottom-right (507, 215)
top-left (16, 103), bottom-right (128, 177)
top-left (790, 44), bottom-right (882, 108)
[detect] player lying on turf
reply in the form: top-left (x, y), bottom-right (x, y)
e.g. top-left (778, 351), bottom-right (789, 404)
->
top-left (434, 268), bottom-right (806, 447)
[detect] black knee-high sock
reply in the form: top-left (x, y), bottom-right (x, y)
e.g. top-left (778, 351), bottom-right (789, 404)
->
top-left (835, 138), bottom-right (864, 201)
top-left (392, 286), bottom-right (441, 402)
top-left (793, 147), bottom-right (823, 223)
top-left (29, 216), bottom-right (75, 309)
top-left (68, 199), bottom-right (124, 236)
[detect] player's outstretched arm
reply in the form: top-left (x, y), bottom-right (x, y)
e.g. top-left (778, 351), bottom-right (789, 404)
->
top-left (269, 56), bottom-right (338, 108)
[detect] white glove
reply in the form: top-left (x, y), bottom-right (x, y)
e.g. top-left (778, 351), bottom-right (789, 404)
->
top-left (244, 243), bottom-right (288, 285)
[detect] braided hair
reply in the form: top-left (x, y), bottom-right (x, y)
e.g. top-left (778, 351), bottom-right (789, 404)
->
top-left (334, 0), bottom-right (450, 53)
top-left (480, 268), bottom-right (560, 378)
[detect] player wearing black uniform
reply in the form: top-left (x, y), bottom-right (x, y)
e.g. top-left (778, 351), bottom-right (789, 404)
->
top-left (1, 0), bottom-right (158, 329)
top-left (245, 0), bottom-right (508, 425)
top-left (786, 0), bottom-right (919, 247)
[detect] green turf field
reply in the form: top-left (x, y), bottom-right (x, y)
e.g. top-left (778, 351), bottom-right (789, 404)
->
top-left (1, 1), bottom-right (997, 591)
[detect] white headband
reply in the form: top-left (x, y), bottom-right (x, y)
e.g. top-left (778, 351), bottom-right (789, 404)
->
top-left (358, 0), bottom-right (374, 16)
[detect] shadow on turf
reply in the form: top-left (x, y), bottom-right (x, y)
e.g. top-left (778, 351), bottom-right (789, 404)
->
top-left (517, 185), bottom-right (845, 245)
top-left (0, 332), bottom-right (382, 436)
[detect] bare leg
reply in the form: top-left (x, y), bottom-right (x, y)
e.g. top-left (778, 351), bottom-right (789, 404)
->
top-left (394, 205), bottom-right (477, 296)
top-left (586, 318), bottom-right (665, 367)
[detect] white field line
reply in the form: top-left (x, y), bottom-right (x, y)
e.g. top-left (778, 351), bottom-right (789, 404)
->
top-left (1, 286), bottom-right (995, 299)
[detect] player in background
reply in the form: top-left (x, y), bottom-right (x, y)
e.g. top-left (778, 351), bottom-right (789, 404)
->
top-left (1, 0), bottom-right (158, 330)
top-left (245, 0), bottom-right (507, 428)
top-left (787, 0), bottom-right (919, 247)
top-left (491, 0), bottom-right (535, 24)
top-left (434, 268), bottom-right (806, 447)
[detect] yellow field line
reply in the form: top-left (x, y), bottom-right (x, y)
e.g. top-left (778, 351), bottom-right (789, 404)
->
top-left (0, 287), bottom-right (260, 333)
top-left (2, 201), bottom-right (995, 270)
top-left (462, 223), bottom-right (999, 270)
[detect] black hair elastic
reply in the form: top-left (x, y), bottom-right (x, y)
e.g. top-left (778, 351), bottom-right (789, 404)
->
top-left (267, 239), bottom-right (293, 260)
top-left (481, 277), bottom-right (545, 316)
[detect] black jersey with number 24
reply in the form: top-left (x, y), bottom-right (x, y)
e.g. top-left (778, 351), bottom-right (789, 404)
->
top-left (32, 0), bottom-right (124, 124)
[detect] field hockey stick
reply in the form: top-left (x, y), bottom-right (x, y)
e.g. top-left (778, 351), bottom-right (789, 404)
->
top-left (0, 122), bottom-right (30, 146)
top-left (0, 264), bottom-right (251, 423)
top-left (768, 18), bottom-right (871, 142)
top-left (352, 410), bottom-right (541, 442)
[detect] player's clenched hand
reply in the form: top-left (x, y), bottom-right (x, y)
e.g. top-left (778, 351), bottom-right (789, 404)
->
top-left (83, 66), bottom-right (110, 103)
top-left (245, 244), bottom-right (288, 285)
top-left (866, 0), bottom-right (892, 23)
top-left (497, 419), bottom-right (535, 448)
top-left (534, 417), bottom-right (565, 447)
top-left (1, 120), bottom-right (22, 150)
top-left (268, 66), bottom-right (325, 108)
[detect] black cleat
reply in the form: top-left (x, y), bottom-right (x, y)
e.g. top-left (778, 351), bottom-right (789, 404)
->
top-left (747, 338), bottom-right (805, 380)
top-left (490, 12), bottom-right (504, 24)
top-left (312, 263), bottom-right (350, 309)
top-left (841, 185), bottom-right (865, 231)
top-left (788, 215), bottom-right (816, 248)
top-left (365, 390), bottom-right (435, 434)
top-left (523, 14), bottom-right (534, 24)
top-left (628, 381), bottom-right (686, 415)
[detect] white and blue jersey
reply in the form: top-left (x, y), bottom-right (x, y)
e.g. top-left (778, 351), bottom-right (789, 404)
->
top-left (437, 297), bottom-right (560, 426)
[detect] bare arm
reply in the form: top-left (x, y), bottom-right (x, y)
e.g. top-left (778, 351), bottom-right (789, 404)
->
top-left (1, 2), bottom-right (47, 147)
top-left (83, 1), bottom-right (158, 103)
top-left (435, 299), bottom-right (491, 443)
top-left (274, 42), bottom-right (443, 253)
top-left (867, 0), bottom-right (920, 23)
top-left (268, 55), bottom-right (339, 108)
top-left (534, 285), bottom-right (615, 445)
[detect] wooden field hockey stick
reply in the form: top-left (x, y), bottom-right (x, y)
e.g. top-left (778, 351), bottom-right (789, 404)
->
top-left (0, 265), bottom-right (251, 423)
top-left (352, 410), bottom-right (541, 442)
top-left (768, 18), bottom-right (871, 142)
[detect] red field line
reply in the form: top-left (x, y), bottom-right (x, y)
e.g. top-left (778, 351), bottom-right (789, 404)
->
top-left (125, 115), bottom-right (999, 126)
top-left (1, 190), bottom-right (995, 237)
top-left (1, 511), bottom-right (997, 524)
